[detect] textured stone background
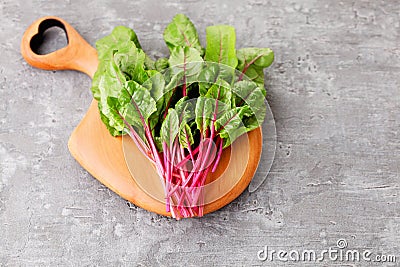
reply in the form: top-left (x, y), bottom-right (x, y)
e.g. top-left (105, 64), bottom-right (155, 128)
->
top-left (1, 0), bottom-right (399, 266)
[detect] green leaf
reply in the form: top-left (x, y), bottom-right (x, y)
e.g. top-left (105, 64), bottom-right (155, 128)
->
top-left (142, 72), bottom-right (167, 133)
top-left (145, 69), bottom-right (159, 78)
top-left (91, 62), bottom-right (106, 101)
top-left (102, 96), bottom-right (142, 141)
top-left (155, 58), bottom-right (169, 72)
top-left (97, 101), bottom-right (123, 137)
top-left (163, 14), bottom-right (202, 54)
top-left (242, 114), bottom-right (261, 132)
top-left (195, 96), bottom-right (215, 133)
top-left (121, 81), bottom-right (157, 125)
top-left (92, 57), bottom-right (131, 135)
top-left (113, 43), bottom-right (149, 84)
top-left (168, 45), bottom-right (203, 68)
top-left (162, 71), bottom-right (184, 114)
top-left (91, 19), bottom-right (270, 155)
top-left (105, 97), bottom-right (124, 130)
top-left (168, 46), bottom-right (203, 81)
top-left (91, 30), bottom-right (156, 136)
top-left (161, 109), bottom-right (179, 147)
top-left (199, 79), bottom-right (232, 125)
top-left (215, 106), bottom-right (249, 148)
top-left (198, 63), bottom-right (220, 95)
top-left (205, 78), bottom-right (232, 107)
top-left (232, 80), bottom-right (266, 124)
top-left (144, 55), bottom-right (156, 70)
top-left (96, 26), bottom-right (142, 61)
top-left (236, 47), bottom-right (274, 95)
top-left (119, 81), bottom-right (157, 141)
top-left (92, 29), bottom-right (141, 105)
top-left (175, 96), bottom-right (193, 123)
top-left (142, 71), bottom-right (165, 103)
top-left (91, 40), bottom-right (151, 136)
top-left (179, 123), bottom-right (194, 148)
top-left (174, 97), bottom-right (195, 149)
top-left (154, 136), bottom-right (163, 151)
top-left (195, 78), bottom-right (234, 135)
top-left (205, 25), bottom-right (238, 68)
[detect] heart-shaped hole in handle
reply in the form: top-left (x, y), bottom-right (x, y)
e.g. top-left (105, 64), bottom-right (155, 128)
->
top-left (22, 16), bottom-right (98, 76)
top-left (30, 19), bottom-right (68, 55)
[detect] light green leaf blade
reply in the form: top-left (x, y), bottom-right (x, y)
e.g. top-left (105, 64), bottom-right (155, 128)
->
top-left (175, 97), bottom-right (195, 148)
top-left (164, 14), bottom-right (203, 53)
top-left (204, 25), bottom-right (238, 68)
top-left (96, 26), bottom-right (142, 60)
top-left (142, 72), bottom-right (167, 134)
top-left (179, 123), bottom-right (194, 149)
top-left (122, 81), bottom-right (157, 122)
top-left (92, 52), bottom-right (131, 135)
top-left (236, 47), bottom-right (274, 95)
top-left (232, 80), bottom-right (266, 124)
top-left (175, 96), bottom-right (193, 124)
top-left (161, 109), bottom-right (179, 147)
top-left (198, 63), bottom-right (220, 95)
top-left (195, 96), bottom-right (215, 133)
top-left (168, 46), bottom-right (203, 80)
top-left (215, 107), bottom-right (249, 148)
top-left (205, 78), bottom-right (232, 106)
top-left (113, 43), bottom-right (149, 84)
top-left (155, 57), bottom-right (169, 72)
top-left (119, 81), bottom-right (157, 141)
top-left (97, 100), bottom-right (123, 136)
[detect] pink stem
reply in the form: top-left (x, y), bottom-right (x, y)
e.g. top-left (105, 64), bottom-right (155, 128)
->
top-left (211, 137), bottom-right (223, 173)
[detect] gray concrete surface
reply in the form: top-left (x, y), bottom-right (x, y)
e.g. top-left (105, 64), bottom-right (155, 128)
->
top-left (1, 0), bottom-right (399, 266)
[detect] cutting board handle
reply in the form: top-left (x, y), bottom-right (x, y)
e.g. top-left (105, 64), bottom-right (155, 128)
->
top-left (21, 16), bottom-right (98, 78)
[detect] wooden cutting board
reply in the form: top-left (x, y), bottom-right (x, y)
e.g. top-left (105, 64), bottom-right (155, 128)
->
top-left (21, 16), bottom-right (262, 217)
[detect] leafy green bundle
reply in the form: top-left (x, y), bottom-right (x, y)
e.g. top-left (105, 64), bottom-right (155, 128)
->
top-left (91, 14), bottom-right (274, 219)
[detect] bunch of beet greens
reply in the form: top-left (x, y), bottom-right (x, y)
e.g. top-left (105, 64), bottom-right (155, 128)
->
top-left (91, 14), bottom-right (274, 219)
